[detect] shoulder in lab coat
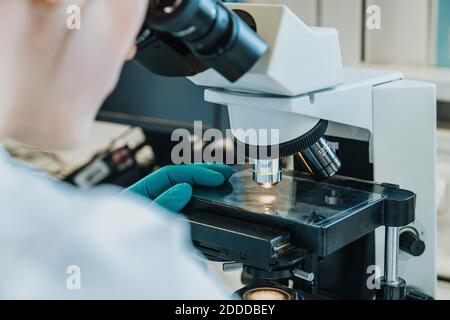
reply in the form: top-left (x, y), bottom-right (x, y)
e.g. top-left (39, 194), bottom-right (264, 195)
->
top-left (0, 149), bottom-right (228, 299)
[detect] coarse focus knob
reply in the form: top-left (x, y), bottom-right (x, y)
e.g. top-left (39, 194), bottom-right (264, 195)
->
top-left (399, 231), bottom-right (425, 257)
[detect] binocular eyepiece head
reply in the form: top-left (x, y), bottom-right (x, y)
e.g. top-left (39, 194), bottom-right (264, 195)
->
top-left (137, 0), bottom-right (268, 82)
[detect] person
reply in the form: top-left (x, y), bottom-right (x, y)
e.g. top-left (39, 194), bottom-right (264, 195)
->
top-left (0, 0), bottom-right (232, 299)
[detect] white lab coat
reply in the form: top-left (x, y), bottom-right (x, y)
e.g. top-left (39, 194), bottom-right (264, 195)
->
top-left (0, 147), bottom-right (228, 299)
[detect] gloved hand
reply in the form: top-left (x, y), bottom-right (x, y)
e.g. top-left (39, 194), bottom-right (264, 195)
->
top-left (123, 164), bottom-right (234, 213)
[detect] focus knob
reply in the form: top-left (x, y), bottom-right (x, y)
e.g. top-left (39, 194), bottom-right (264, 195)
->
top-left (400, 231), bottom-right (425, 257)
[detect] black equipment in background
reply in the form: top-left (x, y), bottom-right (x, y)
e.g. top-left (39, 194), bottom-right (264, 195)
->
top-left (99, 61), bottom-right (228, 134)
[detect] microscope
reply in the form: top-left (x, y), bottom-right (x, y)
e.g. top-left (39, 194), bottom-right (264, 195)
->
top-left (135, 1), bottom-right (436, 300)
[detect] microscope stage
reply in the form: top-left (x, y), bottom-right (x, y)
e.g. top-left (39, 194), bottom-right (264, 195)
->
top-left (184, 167), bottom-right (415, 258)
top-left (192, 169), bottom-right (384, 227)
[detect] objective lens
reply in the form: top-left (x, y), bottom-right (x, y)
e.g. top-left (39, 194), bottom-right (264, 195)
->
top-left (298, 137), bottom-right (341, 181)
top-left (252, 159), bottom-right (282, 187)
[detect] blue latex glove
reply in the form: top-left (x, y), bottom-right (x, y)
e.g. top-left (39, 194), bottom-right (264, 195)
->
top-left (123, 164), bottom-right (234, 213)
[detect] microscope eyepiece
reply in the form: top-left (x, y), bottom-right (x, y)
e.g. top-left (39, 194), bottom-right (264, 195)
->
top-left (137, 0), bottom-right (268, 82)
top-left (147, 0), bottom-right (216, 38)
top-left (151, 0), bottom-right (183, 14)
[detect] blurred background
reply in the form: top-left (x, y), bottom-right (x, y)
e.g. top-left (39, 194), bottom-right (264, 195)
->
top-left (4, 0), bottom-right (450, 298)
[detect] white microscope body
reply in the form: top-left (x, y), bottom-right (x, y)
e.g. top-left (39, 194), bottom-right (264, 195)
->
top-left (190, 4), bottom-right (437, 297)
